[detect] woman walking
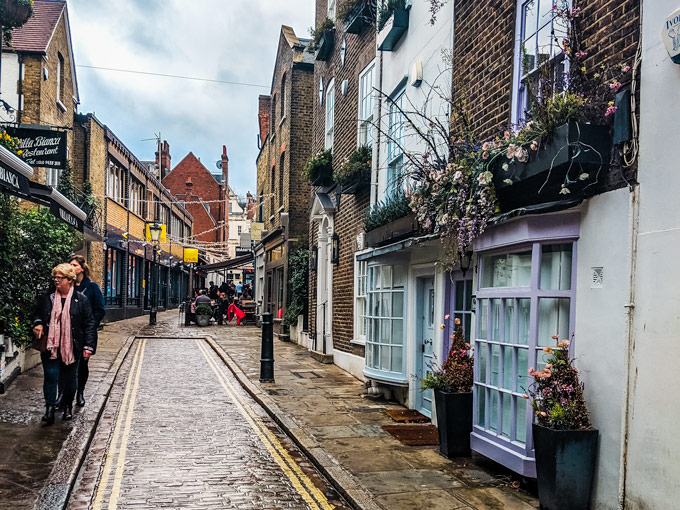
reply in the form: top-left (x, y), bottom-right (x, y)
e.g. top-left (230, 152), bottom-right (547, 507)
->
top-left (70, 255), bottom-right (105, 407)
top-left (32, 263), bottom-right (95, 424)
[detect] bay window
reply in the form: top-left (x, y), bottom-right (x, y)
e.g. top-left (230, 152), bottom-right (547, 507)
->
top-left (354, 259), bottom-right (368, 343)
top-left (365, 264), bottom-right (407, 382)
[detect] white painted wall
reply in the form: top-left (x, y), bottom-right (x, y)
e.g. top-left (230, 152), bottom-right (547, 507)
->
top-left (574, 188), bottom-right (631, 510)
top-left (624, 1), bottom-right (680, 507)
top-left (374, 0), bottom-right (454, 203)
top-left (0, 53), bottom-right (20, 123)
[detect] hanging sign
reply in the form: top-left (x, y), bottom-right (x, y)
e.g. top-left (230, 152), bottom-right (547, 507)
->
top-left (49, 200), bottom-right (84, 232)
top-left (5, 127), bottom-right (67, 169)
top-left (184, 248), bottom-right (198, 263)
top-left (0, 159), bottom-right (30, 195)
top-left (663, 7), bottom-right (680, 64)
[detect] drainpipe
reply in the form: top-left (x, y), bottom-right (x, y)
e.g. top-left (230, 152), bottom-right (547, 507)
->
top-left (618, 184), bottom-right (640, 509)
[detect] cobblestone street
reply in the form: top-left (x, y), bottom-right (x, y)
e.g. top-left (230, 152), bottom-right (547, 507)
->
top-left (69, 335), bottom-right (349, 509)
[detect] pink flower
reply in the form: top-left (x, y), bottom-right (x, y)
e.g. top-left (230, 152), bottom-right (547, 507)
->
top-left (551, 335), bottom-right (560, 340)
top-left (506, 144), bottom-right (517, 159)
top-left (454, 318), bottom-right (461, 325)
top-left (563, 339), bottom-right (570, 346)
top-left (575, 51), bottom-right (588, 59)
top-left (503, 131), bottom-right (511, 140)
top-left (540, 411), bottom-right (548, 417)
top-left (530, 140), bottom-right (538, 151)
top-left (622, 65), bottom-right (631, 73)
top-left (444, 314), bottom-right (450, 320)
top-left (515, 147), bottom-right (529, 163)
top-left (521, 394), bottom-right (529, 399)
top-left (609, 81), bottom-right (622, 92)
top-left (605, 106), bottom-right (618, 117)
top-left (482, 142), bottom-right (490, 151)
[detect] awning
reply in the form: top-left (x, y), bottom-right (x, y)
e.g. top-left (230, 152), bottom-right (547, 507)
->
top-left (198, 252), bottom-right (254, 272)
top-left (0, 145), bottom-right (33, 196)
top-left (28, 182), bottom-right (87, 232)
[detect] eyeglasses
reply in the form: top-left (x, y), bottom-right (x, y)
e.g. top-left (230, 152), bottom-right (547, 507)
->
top-left (53, 276), bottom-right (68, 281)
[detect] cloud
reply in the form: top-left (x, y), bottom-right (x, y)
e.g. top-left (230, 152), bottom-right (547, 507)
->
top-left (68, 0), bottom-right (314, 196)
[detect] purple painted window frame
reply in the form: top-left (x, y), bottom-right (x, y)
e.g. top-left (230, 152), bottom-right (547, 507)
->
top-left (443, 272), bottom-right (473, 358)
top-left (470, 213), bottom-right (579, 478)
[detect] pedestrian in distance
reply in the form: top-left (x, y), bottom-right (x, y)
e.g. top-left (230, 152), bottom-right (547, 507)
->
top-left (235, 280), bottom-right (243, 297)
top-left (70, 255), bottom-right (105, 407)
top-left (32, 263), bottom-right (96, 424)
top-left (208, 281), bottom-right (219, 301)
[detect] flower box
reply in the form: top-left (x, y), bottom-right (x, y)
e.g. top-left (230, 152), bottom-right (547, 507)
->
top-left (493, 121), bottom-right (612, 210)
top-left (344, 0), bottom-right (373, 34)
top-left (309, 163), bottom-right (334, 187)
top-left (434, 390), bottom-right (472, 458)
top-left (366, 213), bottom-right (417, 247)
top-left (340, 168), bottom-right (370, 194)
top-left (377, 8), bottom-right (409, 51)
top-left (315, 29), bottom-right (335, 61)
top-left (533, 424), bottom-right (599, 510)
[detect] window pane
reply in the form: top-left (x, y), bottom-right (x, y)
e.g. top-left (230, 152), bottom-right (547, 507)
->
top-left (516, 348), bottom-right (529, 393)
top-left (465, 281), bottom-right (472, 311)
top-left (380, 345), bottom-right (390, 371)
top-left (538, 0), bottom-right (553, 27)
top-left (478, 341), bottom-right (487, 383)
top-left (476, 386), bottom-right (486, 426)
top-left (372, 344), bottom-right (380, 369)
top-left (518, 298), bottom-right (530, 345)
top-left (502, 392), bottom-right (512, 439)
top-left (489, 390), bottom-right (498, 432)
top-left (537, 24), bottom-right (552, 66)
top-left (521, 34), bottom-right (537, 75)
top-left (516, 396), bottom-right (527, 444)
top-left (502, 346), bottom-right (514, 390)
top-left (393, 265), bottom-right (407, 287)
top-left (478, 299), bottom-right (488, 339)
top-left (540, 244), bottom-right (572, 290)
top-left (523, 0), bottom-right (538, 36)
top-left (491, 299), bottom-right (501, 341)
top-left (380, 292), bottom-right (391, 317)
top-left (481, 251), bottom-right (532, 288)
top-left (455, 281), bottom-right (464, 310)
top-left (504, 298), bottom-right (515, 344)
top-left (391, 319), bottom-right (403, 345)
top-left (391, 346), bottom-right (402, 373)
top-left (491, 344), bottom-right (501, 387)
top-left (538, 298), bottom-right (570, 346)
top-left (381, 266), bottom-right (392, 288)
top-left (391, 292), bottom-right (403, 318)
top-left (380, 319), bottom-right (391, 343)
top-left (464, 314), bottom-right (471, 344)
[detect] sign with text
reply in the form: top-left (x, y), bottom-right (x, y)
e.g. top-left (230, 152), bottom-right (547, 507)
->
top-left (6, 127), bottom-right (67, 169)
top-left (49, 201), bottom-right (84, 232)
top-left (184, 248), bottom-right (198, 263)
top-left (0, 159), bottom-right (30, 195)
top-left (664, 7), bottom-right (680, 64)
top-left (250, 222), bottom-right (264, 242)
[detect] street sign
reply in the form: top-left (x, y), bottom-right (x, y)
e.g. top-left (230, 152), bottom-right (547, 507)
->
top-left (184, 248), bottom-right (198, 263)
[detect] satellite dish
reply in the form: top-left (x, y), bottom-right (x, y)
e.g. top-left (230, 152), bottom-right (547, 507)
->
top-left (216, 160), bottom-right (222, 169)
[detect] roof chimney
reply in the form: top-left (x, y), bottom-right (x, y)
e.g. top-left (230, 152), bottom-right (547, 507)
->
top-left (157, 140), bottom-right (171, 180)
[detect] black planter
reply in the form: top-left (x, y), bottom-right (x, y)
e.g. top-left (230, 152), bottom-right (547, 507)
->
top-left (339, 168), bottom-right (370, 194)
top-left (308, 164), bottom-right (333, 186)
top-left (434, 390), bottom-right (473, 458)
top-left (315, 29), bottom-right (335, 61)
top-left (365, 213), bottom-right (417, 247)
top-left (493, 121), bottom-right (612, 211)
top-left (533, 424), bottom-right (599, 510)
top-left (377, 8), bottom-right (409, 51)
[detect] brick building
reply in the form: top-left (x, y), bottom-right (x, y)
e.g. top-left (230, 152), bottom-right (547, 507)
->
top-left (255, 25), bottom-right (314, 335)
top-left (305, 0), bottom-right (376, 374)
top-left (73, 113), bottom-right (193, 322)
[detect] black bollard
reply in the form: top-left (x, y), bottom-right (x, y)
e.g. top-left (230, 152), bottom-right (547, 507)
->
top-left (184, 299), bottom-right (192, 326)
top-left (260, 312), bottom-right (275, 382)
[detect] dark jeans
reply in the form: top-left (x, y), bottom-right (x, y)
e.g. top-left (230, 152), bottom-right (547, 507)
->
top-left (41, 352), bottom-right (80, 407)
top-left (78, 357), bottom-right (89, 393)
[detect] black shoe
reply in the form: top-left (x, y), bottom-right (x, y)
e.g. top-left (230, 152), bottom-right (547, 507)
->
top-left (62, 405), bottom-right (73, 421)
top-left (55, 393), bottom-right (64, 411)
top-left (76, 391), bottom-right (85, 407)
top-left (42, 405), bottom-right (56, 425)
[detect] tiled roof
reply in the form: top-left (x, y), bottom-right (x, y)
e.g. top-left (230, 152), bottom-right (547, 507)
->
top-left (5, 1), bottom-right (66, 53)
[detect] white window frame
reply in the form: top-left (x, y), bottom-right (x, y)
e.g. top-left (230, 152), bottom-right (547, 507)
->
top-left (327, 0), bottom-right (336, 19)
top-left (386, 89), bottom-right (405, 199)
top-left (353, 259), bottom-right (368, 344)
top-left (511, 0), bottom-right (571, 125)
top-left (358, 62), bottom-right (376, 147)
top-left (45, 168), bottom-right (61, 187)
top-left (325, 79), bottom-right (335, 150)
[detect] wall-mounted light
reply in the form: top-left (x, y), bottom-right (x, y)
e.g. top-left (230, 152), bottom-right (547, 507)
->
top-left (458, 249), bottom-right (473, 277)
top-left (149, 222), bottom-right (162, 242)
top-left (340, 37), bottom-right (347, 66)
top-left (319, 78), bottom-right (324, 104)
top-left (310, 246), bottom-right (318, 272)
top-left (409, 61), bottom-right (423, 87)
top-left (331, 233), bottom-right (340, 265)
top-left (341, 80), bottom-right (349, 95)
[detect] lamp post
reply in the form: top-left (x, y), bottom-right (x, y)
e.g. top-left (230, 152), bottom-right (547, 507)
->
top-left (149, 222), bottom-right (162, 325)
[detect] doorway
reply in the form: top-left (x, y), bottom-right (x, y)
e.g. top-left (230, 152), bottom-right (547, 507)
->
top-left (416, 277), bottom-right (435, 417)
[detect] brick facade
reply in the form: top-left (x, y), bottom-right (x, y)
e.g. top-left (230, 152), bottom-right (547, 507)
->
top-left (308, 0), bottom-right (375, 356)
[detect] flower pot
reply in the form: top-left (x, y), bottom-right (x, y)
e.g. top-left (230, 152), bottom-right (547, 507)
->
top-left (314, 29), bottom-right (335, 61)
top-left (533, 424), bottom-right (599, 510)
top-left (196, 314), bottom-right (211, 327)
top-left (2, 0), bottom-right (31, 26)
top-left (434, 390), bottom-right (472, 458)
top-left (365, 213), bottom-right (417, 247)
top-left (309, 163), bottom-right (334, 186)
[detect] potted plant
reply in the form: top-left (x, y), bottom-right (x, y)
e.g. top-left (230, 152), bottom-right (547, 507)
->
top-left (527, 337), bottom-right (598, 510)
top-left (421, 318), bottom-right (473, 458)
top-left (304, 149), bottom-right (333, 186)
top-left (334, 145), bottom-right (371, 193)
top-left (307, 17), bottom-right (335, 61)
top-left (364, 190), bottom-right (416, 247)
top-left (195, 304), bottom-right (212, 327)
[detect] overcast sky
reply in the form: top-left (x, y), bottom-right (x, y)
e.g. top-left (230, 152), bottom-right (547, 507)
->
top-left (67, 0), bottom-right (315, 198)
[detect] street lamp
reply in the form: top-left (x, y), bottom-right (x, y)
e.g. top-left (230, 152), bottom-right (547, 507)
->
top-left (149, 222), bottom-right (162, 325)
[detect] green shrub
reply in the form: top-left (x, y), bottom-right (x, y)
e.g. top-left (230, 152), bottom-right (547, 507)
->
top-left (364, 190), bottom-right (411, 232)
top-left (307, 17), bottom-right (335, 52)
top-left (334, 145), bottom-right (371, 185)
top-left (195, 304), bottom-right (212, 316)
top-left (303, 149), bottom-right (333, 181)
top-left (284, 243), bottom-right (309, 327)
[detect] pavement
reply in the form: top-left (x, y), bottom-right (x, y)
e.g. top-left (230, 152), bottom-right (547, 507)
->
top-left (0, 311), bottom-right (539, 510)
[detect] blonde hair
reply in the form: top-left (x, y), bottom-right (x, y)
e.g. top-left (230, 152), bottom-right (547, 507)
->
top-left (52, 263), bottom-right (76, 282)
top-left (69, 254), bottom-right (90, 278)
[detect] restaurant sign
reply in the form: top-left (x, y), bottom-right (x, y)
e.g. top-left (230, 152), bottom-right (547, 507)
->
top-left (6, 127), bottom-right (67, 169)
top-left (49, 200), bottom-right (84, 232)
top-left (0, 158), bottom-right (30, 195)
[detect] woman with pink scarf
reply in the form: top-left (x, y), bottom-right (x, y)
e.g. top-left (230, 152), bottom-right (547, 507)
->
top-left (32, 263), bottom-right (95, 424)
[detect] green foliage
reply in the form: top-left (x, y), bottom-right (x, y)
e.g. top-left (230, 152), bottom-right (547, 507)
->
top-left (0, 128), bottom-right (24, 156)
top-left (195, 304), bottom-right (212, 316)
top-left (284, 242), bottom-right (309, 327)
top-left (377, 0), bottom-right (406, 31)
top-left (0, 0), bottom-right (34, 46)
top-left (0, 196), bottom-right (81, 347)
top-left (364, 189), bottom-right (411, 232)
top-left (57, 160), bottom-right (76, 201)
top-left (303, 149), bottom-right (333, 181)
top-left (421, 319), bottom-right (473, 393)
top-left (334, 145), bottom-right (371, 185)
top-left (307, 17), bottom-right (335, 52)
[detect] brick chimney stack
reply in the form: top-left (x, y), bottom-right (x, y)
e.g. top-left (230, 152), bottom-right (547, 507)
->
top-left (156, 140), bottom-right (171, 179)
top-left (258, 95), bottom-right (271, 147)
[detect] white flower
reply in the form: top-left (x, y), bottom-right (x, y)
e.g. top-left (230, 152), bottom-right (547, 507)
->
top-left (477, 173), bottom-right (488, 185)
top-left (506, 144), bottom-right (517, 159)
top-left (453, 170), bottom-right (463, 182)
top-left (516, 147), bottom-right (529, 163)
top-left (579, 173), bottom-right (590, 181)
top-left (502, 163), bottom-right (509, 172)
top-left (503, 179), bottom-right (513, 185)
top-left (559, 186), bottom-right (571, 195)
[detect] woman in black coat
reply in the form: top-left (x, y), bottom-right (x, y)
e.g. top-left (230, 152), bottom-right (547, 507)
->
top-left (70, 255), bottom-right (105, 407)
top-left (33, 263), bottom-right (96, 424)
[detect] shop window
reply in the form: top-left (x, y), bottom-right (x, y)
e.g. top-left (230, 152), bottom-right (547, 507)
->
top-left (354, 259), bottom-right (368, 343)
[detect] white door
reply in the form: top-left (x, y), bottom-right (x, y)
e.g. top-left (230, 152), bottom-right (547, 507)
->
top-left (416, 277), bottom-right (435, 416)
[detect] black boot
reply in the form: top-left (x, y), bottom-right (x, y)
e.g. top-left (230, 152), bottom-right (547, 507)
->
top-left (55, 393), bottom-right (64, 411)
top-left (62, 405), bottom-right (73, 421)
top-left (76, 390), bottom-right (85, 407)
top-left (42, 405), bottom-right (56, 425)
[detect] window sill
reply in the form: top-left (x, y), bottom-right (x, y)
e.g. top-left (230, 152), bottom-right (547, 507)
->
top-left (56, 99), bottom-right (67, 113)
top-left (278, 116), bottom-right (286, 127)
top-left (350, 338), bottom-right (366, 346)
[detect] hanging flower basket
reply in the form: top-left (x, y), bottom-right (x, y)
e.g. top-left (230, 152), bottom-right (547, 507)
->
top-left (2, 0), bottom-right (33, 28)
